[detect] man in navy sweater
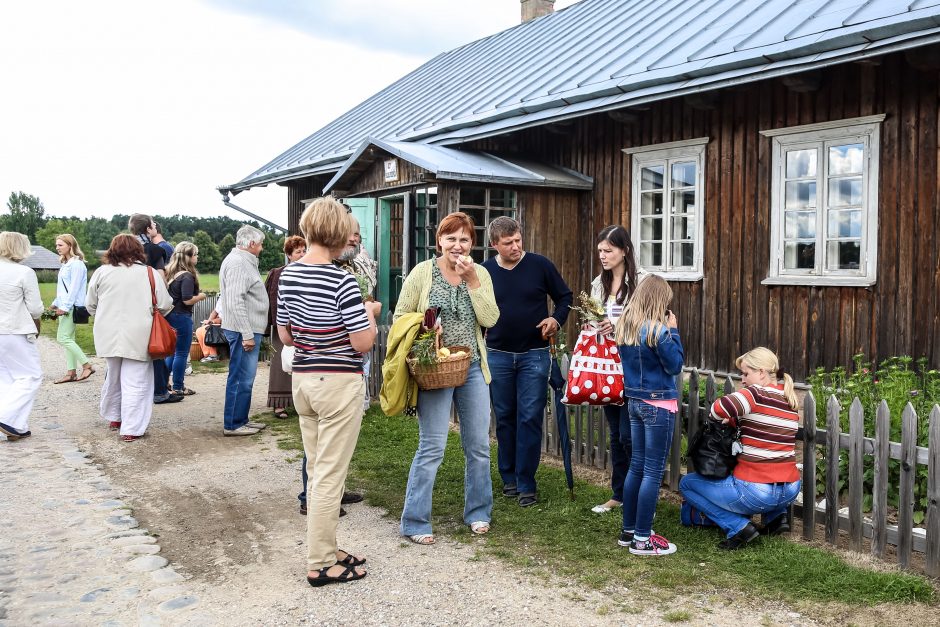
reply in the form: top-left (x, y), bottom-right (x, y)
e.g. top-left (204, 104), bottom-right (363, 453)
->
top-left (482, 217), bottom-right (572, 507)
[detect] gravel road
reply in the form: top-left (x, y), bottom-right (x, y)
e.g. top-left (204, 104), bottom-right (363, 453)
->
top-left (1, 337), bottom-right (838, 625)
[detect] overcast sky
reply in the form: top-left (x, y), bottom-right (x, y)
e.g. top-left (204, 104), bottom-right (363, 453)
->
top-left (0, 0), bottom-right (577, 230)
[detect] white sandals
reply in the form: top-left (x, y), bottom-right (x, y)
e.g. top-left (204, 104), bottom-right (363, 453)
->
top-left (470, 521), bottom-right (490, 535)
top-left (408, 534), bottom-right (435, 545)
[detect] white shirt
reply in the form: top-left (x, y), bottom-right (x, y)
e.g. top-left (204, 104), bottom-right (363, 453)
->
top-left (0, 258), bottom-right (44, 335)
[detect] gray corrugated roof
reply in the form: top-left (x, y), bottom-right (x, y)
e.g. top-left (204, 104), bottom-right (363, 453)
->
top-left (324, 138), bottom-right (594, 193)
top-left (227, 0), bottom-right (940, 192)
top-left (21, 245), bottom-right (61, 270)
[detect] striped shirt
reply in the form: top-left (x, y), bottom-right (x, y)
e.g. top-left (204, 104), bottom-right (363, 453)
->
top-left (710, 384), bottom-right (800, 483)
top-left (276, 263), bottom-right (370, 374)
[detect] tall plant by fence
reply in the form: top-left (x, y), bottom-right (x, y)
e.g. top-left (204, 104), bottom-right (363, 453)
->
top-left (369, 328), bottom-right (938, 575)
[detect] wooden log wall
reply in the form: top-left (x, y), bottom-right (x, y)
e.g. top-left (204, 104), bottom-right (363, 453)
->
top-left (467, 49), bottom-right (940, 380)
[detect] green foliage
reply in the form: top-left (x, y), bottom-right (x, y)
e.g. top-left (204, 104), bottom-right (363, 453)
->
top-left (258, 233), bottom-right (285, 272)
top-left (807, 354), bottom-right (939, 523)
top-left (411, 330), bottom-right (438, 366)
top-left (84, 218), bottom-right (121, 252)
top-left (192, 230), bottom-right (221, 272)
top-left (218, 233), bottom-right (235, 255)
top-left (2, 191), bottom-right (47, 240)
top-left (35, 217), bottom-right (88, 252)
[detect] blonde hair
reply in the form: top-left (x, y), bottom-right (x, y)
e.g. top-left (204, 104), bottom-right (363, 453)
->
top-left (0, 232), bottom-right (33, 262)
top-left (736, 347), bottom-right (798, 410)
top-left (615, 274), bottom-right (672, 347)
top-left (166, 241), bottom-right (200, 285)
top-left (56, 234), bottom-right (85, 262)
top-left (299, 196), bottom-right (352, 250)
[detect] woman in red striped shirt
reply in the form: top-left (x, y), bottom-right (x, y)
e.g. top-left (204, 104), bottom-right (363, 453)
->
top-left (679, 347), bottom-right (801, 550)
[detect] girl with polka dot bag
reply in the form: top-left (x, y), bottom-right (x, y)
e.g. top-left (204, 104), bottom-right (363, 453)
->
top-left (613, 274), bottom-right (684, 556)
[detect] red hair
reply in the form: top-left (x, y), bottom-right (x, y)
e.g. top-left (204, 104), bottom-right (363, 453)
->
top-left (103, 233), bottom-right (146, 266)
top-left (435, 212), bottom-right (476, 253)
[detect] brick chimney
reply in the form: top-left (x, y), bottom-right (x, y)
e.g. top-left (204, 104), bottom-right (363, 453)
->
top-left (521, 0), bottom-right (554, 22)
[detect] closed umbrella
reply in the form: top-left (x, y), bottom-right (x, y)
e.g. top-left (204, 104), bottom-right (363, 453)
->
top-left (549, 337), bottom-right (574, 497)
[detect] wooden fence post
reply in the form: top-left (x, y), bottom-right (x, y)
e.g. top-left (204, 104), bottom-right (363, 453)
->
top-left (687, 370), bottom-right (700, 475)
top-left (898, 403), bottom-right (918, 569)
top-left (871, 400), bottom-right (890, 559)
top-left (705, 373), bottom-right (717, 407)
top-left (802, 392), bottom-right (817, 542)
top-left (848, 398), bottom-right (865, 552)
top-left (925, 405), bottom-right (939, 577)
top-left (825, 396), bottom-right (842, 545)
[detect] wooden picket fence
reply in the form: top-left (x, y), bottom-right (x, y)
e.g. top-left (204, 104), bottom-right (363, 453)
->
top-left (369, 329), bottom-right (939, 575)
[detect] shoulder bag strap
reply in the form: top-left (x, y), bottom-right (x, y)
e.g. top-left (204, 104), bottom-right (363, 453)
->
top-left (147, 266), bottom-right (158, 310)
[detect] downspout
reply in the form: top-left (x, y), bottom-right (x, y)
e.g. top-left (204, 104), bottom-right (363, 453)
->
top-left (217, 189), bottom-right (288, 234)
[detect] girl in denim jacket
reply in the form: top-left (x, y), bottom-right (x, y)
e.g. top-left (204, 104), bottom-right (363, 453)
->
top-left (615, 275), bottom-right (684, 555)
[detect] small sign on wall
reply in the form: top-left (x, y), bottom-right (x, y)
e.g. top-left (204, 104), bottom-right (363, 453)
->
top-left (384, 158), bottom-right (399, 183)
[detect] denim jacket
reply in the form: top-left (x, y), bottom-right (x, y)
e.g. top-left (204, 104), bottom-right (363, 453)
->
top-left (619, 324), bottom-right (684, 401)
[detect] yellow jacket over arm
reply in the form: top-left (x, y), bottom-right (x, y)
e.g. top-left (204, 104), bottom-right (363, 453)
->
top-left (379, 312), bottom-right (423, 416)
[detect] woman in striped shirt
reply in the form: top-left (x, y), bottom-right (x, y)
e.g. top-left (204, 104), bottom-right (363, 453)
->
top-left (679, 347), bottom-right (801, 550)
top-left (277, 197), bottom-right (381, 587)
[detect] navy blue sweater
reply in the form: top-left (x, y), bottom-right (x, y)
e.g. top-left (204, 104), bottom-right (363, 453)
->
top-left (483, 252), bottom-right (572, 352)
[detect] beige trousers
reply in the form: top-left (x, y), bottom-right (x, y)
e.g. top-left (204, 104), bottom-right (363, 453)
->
top-left (293, 372), bottom-right (365, 569)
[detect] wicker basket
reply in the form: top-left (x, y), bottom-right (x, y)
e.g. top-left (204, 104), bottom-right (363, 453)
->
top-left (407, 345), bottom-right (472, 390)
top-left (189, 341), bottom-right (203, 362)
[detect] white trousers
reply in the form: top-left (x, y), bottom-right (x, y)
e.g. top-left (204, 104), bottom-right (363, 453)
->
top-left (0, 334), bottom-right (42, 432)
top-left (100, 357), bottom-right (154, 437)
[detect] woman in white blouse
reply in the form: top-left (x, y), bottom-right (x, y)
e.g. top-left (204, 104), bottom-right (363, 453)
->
top-left (52, 234), bottom-right (95, 383)
top-left (0, 232), bottom-right (44, 441)
top-left (86, 234), bottom-right (172, 441)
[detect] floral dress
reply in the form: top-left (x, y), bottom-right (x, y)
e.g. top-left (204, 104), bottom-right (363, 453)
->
top-left (428, 263), bottom-right (480, 363)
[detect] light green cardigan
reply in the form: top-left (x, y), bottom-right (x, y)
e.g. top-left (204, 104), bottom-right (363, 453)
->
top-left (392, 259), bottom-right (500, 383)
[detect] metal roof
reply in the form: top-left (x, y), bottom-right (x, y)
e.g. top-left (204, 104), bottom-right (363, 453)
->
top-left (227, 0), bottom-right (940, 193)
top-left (21, 245), bottom-right (61, 270)
top-left (324, 138), bottom-right (594, 194)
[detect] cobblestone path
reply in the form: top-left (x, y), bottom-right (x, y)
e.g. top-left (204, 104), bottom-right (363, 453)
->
top-left (0, 422), bottom-right (214, 626)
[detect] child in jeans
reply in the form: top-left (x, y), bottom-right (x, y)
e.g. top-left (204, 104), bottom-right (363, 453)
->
top-left (615, 275), bottom-right (684, 555)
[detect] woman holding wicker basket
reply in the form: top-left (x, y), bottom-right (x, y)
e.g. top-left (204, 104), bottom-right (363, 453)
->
top-left (396, 212), bottom-right (500, 545)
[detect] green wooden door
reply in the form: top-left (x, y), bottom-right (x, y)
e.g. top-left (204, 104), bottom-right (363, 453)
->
top-left (378, 196), bottom-right (405, 314)
top-left (344, 197), bottom-right (376, 258)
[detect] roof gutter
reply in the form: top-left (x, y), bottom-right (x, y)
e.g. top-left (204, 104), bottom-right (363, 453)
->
top-left (217, 189), bottom-right (288, 234)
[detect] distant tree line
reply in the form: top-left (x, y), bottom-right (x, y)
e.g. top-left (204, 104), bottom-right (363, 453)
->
top-left (1, 192), bottom-right (287, 272)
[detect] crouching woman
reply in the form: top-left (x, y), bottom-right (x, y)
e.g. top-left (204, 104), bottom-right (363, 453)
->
top-left (679, 347), bottom-right (800, 550)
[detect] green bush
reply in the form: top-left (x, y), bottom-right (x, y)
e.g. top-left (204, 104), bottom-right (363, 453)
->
top-left (807, 355), bottom-right (939, 524)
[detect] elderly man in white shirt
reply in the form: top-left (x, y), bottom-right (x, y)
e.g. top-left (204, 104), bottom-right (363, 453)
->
top-left (218, 225), bottom-right (270, 436)
top-left (0, 232), bottom-right (45, 440)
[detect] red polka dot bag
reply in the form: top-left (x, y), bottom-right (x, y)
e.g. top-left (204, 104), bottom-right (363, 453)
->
top-left (561, 328), bottom-right (625, 406)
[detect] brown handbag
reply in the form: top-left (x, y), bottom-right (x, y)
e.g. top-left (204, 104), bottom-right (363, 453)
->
top-left (147, 266), bottom-right (177, 358)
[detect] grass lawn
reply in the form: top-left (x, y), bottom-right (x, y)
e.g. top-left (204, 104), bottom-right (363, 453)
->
top-left (255, 406), bottom-right (938, 611)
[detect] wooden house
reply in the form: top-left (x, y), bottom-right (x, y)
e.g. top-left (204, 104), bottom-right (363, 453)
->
top-left (221, 0), bottom-right (940, 380)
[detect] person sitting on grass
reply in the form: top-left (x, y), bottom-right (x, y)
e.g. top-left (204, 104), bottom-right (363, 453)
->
top-left (679, 347), bottom-right (800, 550)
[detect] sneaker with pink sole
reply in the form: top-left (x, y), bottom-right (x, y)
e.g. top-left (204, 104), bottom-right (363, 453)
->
top-left (628, 533), bottom-right (677, 556)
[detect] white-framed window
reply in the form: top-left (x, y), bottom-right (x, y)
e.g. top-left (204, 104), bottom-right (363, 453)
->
top-left (624, 137), bottom-right (708, 281)
top-left (761, 115), bottom-right (884, 286)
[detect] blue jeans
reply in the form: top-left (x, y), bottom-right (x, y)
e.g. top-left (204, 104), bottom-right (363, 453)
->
top-left (152, 355), bottom-right (169, 399)
top-left (488, 347), bottom-right (550, 495)
top-left (622, 399), bottom-right (675, 537)
top-left (679, 473), bottom-right (801, 538)
top-left (165, 313), bottom-right (193, 391)
top-left (603, 404), bottom-right (631, 502)
top-left (222, 329), bottom-right (262, 431)
top-left (400, 363), bottom-right (493, 536)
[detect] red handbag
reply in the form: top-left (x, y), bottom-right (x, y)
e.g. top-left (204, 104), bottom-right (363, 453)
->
top-left (562, 327), bottom-right (624, 405)
top-left (147, 267), bottom-right (177, 359)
